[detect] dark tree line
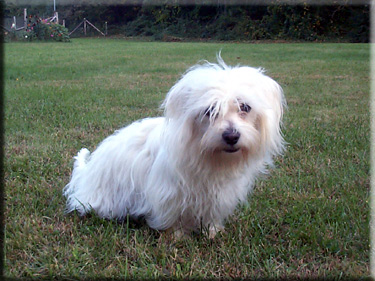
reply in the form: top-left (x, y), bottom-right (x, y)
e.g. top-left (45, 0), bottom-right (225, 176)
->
top-left (4, 3), bottom-right (370, 42)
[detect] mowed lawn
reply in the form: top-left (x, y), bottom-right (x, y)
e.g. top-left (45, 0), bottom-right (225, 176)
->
top-left (4, 39), bottom-right (370, 279)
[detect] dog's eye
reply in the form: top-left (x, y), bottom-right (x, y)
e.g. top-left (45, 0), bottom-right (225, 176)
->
top-left (239, 103), bottom-right (251, 113)
top-left (204, 106), bottom-right (217, 118)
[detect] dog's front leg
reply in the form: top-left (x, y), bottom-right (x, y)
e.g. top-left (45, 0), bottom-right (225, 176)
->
top-left (165, 224), bottom-right (190, 240)
top-left (208, 223), bottom-right (225, 239)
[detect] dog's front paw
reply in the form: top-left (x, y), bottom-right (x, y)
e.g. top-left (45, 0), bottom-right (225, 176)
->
top-left (165, 226), bottom-right (190, 240)
top-left (208, 224), bottom-right (225, 239)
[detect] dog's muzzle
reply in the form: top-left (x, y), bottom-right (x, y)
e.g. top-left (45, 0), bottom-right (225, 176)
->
top-left (222, 129), bottom-right (240, 153)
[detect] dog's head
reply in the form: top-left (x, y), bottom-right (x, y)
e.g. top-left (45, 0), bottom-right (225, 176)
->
top-left (162, 57), bottom-right (285, 170)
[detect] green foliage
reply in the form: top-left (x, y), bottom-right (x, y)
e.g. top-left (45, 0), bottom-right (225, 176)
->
top-left (4, 4), bottom-right (369, 42)
top-left (120, 4), bottom-right (369, 42)
top-left (48, 22), bottom-right (70, 42)
top-left (3, 29), bottom-right (17, 43)
top-left (15, 15), bottom-right (70, 42)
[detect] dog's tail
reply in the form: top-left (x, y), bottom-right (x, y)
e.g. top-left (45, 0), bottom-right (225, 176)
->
top-left (63, 148), bottom-right (90, 203)
top-left (73, 148), bottom-right (91, 170)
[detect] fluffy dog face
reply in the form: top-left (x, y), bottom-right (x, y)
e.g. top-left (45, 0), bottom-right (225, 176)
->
top-left (163, 60), bottom-right (285, 169)
top-left (197, 97), bottom-right (261, 156)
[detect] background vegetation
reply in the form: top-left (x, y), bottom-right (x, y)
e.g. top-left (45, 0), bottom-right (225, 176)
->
top-left (6, 14), bottom-right (70, 42)
top-left (4, 39), bottom-right (370, 279)
top-left (4, 2), bottom-right (370, 42)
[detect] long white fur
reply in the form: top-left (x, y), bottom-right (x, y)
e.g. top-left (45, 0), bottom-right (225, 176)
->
top-left (63, 57), bottom-right (285, 236)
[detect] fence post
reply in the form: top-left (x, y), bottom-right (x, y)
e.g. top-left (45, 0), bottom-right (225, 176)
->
top-left (105, 21), bottom-right (107, 36)
top-left (23, 8), bottom-right (27, 30)
top-left (84, 18), bottom-right (86, 36)
top-left (12, 16), bottom-right (16, 30)
top-left (63, 19), bottom-right (65, 27)
top-left (55, 11), bottom-right (59, 24)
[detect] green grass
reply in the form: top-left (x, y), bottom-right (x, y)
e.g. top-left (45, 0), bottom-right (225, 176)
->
top-left (4, 38), bottom-right (370, 279)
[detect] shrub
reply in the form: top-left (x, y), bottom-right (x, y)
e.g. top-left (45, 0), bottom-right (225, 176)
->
top-left (22, 14), bottom-right (70, 42)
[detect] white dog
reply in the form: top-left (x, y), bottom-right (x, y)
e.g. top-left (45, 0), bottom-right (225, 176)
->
top-left (63, 57), bottom-right (285, 238)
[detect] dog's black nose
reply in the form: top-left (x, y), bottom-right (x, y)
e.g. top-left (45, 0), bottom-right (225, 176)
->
top-left (222, 130), bottom-right (240, 146)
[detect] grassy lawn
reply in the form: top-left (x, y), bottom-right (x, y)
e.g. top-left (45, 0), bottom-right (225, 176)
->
top-left (4, 38), bottom-right (370, 279)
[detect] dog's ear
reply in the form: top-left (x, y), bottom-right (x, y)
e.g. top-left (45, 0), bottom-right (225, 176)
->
top-left (264, 79), bottom-right (285, 125)
top-left (161, 82), bottom-right (189, 119)
top-left (257, 78), bottom-right (286, 158)
top-left (162, 63), bottom-right (221, 119)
